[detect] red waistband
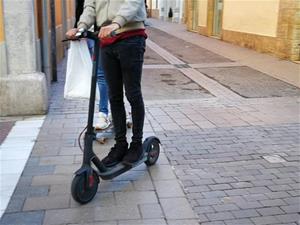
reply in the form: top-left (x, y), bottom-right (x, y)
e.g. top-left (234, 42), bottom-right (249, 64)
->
top-left (100, 29), bottom-right (147, 48)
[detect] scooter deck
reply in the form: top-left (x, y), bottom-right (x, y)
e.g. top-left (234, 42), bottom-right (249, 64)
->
top-left (97, 155), bottom-right (148, 180)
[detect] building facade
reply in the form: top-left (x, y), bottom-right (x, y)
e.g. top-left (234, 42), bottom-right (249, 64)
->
top-left (0, 0), bottom-right (75, 116)
top-left (185, 0), bottom-right (300, 61)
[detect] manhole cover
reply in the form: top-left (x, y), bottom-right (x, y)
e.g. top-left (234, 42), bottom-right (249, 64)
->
top-left (263, 155), bottom-right (286, 163)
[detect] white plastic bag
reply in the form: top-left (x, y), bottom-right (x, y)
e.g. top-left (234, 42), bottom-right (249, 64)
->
top-left (64, 40), bottom-right (99, 99)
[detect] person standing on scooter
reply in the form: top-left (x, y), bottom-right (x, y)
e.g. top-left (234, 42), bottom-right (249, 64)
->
top-left (73, 0), bottom-right (111, 130)
top-left (66, 0), bottom-right (147, 167)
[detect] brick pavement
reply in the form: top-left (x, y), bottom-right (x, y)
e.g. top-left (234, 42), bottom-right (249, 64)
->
top-left (1, 19), bottom-right (300, 225)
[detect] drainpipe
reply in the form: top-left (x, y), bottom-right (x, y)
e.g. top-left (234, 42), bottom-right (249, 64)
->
top-left (41, 0), bottom-right (50, 85)
top-left (61, 0), bottom-right (68, 54)
top-left (50, 0), bottom-right (57, 82)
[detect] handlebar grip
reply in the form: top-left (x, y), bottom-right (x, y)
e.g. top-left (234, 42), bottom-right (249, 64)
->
top-left (110, 31), bottom-right (117, 37)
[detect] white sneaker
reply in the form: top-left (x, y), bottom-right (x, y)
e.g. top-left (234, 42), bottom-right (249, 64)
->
top-left (95, 112), bottom-right (111, 130)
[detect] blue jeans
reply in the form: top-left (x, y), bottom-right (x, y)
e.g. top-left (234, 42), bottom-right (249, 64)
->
top-left (87, 39), bottom-right (109, 115)
top-left (101, 36), bottom-right (146, 144)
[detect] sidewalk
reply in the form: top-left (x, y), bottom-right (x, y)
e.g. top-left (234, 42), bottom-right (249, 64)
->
top-left (147, 19), bottom-right (300, 88)
top-left (0, 19), bottom-right (299, 225)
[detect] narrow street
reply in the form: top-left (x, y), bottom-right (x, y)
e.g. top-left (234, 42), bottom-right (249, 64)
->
top-left (0, 19), bottom-right (299, 225)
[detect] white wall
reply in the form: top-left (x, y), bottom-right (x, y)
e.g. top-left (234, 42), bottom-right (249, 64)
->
top-left (158, 0), bottom-right (185, 23)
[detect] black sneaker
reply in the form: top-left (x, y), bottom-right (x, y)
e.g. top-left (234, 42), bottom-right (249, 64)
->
top-left (122, 142), bottom-right (144, 166)
top-left (102, 142), bottom-right (128, 167)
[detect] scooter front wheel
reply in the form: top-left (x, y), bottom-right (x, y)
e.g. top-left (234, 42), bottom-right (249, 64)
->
top-left (71, 171), bottom-right (99, 204)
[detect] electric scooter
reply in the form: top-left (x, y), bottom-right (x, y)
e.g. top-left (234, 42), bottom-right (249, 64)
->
top-left (67, 29), bottom-right (160, 204)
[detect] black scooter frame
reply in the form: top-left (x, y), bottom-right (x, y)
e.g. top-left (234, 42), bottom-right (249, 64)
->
top-left (72, 30), bottom-right (160, 182)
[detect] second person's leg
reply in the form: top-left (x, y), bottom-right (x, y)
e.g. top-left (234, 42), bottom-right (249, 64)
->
top-left (95, 59), bottom-right (110, 130)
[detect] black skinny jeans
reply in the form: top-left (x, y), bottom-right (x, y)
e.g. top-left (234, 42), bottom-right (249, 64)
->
top-left (101, 36), bottom-right (146, 144)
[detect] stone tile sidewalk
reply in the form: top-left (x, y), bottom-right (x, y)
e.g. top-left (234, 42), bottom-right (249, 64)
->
top-left (1, 19), bottom-right (300, 225)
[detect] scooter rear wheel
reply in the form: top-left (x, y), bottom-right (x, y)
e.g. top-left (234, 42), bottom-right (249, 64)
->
top-left (71, 171), bottom-right (99, 204)
top-left (145, 138), bottom-right (160, 166)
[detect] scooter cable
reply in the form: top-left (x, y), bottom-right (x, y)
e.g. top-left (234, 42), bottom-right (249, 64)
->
top-left (78, 126), bottom-right (87, 152)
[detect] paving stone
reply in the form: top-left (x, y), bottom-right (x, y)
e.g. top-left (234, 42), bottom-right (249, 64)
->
top-left (250, 215), bottom-right (280, 225)
top-left (201, 222), bottom-right (226, 225)
top-left (22, 165), bottom-right (55, 176)
top-left (23, 195), bottom-right (70, 211)
top-left (99, 180), bottom-right (134, 192)
top-left (148, 165), bottom-right (177, 180)
top-left (231, 209), bottom-right (260, 218)
top-left (132, 179), bottom-right (155, 191)
top-left (224, 188), bottom-right (249, 196)
top-left (94, 205), bottom-right (141, 221)
top-left (234, 200), bottom-right (263, 210)
top-left (48, 184), bottom-right (71, 196)
top-left (230, 182), bottom-right (253, 189)
top-left (54, 164), bottom-right (81, 174)
top-left (268, 184), bottom-right (294, 192)
top-left (242, 194), bottom-right (269, 202)
top-left (205, 211), bottom-right (235, 221)
top-left (4, 196), bottom-right (25, 213)
top-left (260, 199), bottom-right (287, 207)
top-left (69, 222), bottom-right (117, 225)
top-left (275, 213), bottom-right (300, 224)
top-left (212, 203), bottom-right (239, 212)
top-left (194, 206), bottom-right (215, 214)
top-left (139, 203), bottom-right (164, 219)
top-left (265, 191), bottom-right (291, 199)
top-left (224, 218), bottom-right (255, 225)
top-left (153, 180), bottom-right (185, 198)
top-left (283, 197), bottom-right (300, 205)
top-left (118, 219), bottom-right (167, 225)
top-left (196, 198), bottom-right (222, 206)
top-left (31, 174), bottom-right (72, 186)
top-left (209, 184), bottom-right (232, 191)
top-left (0, 211), bottom-right (44, 225)
top-left (257, 207), bottom-right (285, 216)
top-left (280, 205), bottom-right (300, 214)
top-left (115, 191), bottom-right (158, 205)
top-left (202, 191), bottom-right (227, 198)
top-left (39, 156), bottom-right (74, 165)
top-left (15, 176), bottom-right (33, 187)
top-left (160, 197), bottom-right (197, 219)
top-left (167, 219), bottom-right (200, 225)
top-left (43, 208), bottom-right (97, 225)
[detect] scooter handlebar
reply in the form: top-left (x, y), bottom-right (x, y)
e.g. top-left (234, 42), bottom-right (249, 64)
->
top-left (62, 28), bottom-right (116, 42)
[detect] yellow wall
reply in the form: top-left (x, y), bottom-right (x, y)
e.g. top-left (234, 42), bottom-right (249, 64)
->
top-left (223, 0), bottom-right (280, 37)
top-left (0, 0), bottom-right (4, 42)
top-left (55, 0), bottom-right (62, 26)
top-left (198, 0), bottom-right (208, 27)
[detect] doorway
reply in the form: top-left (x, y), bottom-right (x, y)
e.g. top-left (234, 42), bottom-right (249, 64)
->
top-left (212, 0), bottom-right (223, 37)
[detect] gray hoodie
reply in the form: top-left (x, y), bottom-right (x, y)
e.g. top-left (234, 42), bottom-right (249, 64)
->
top-left (78, 0), bottom-right (146, 33)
